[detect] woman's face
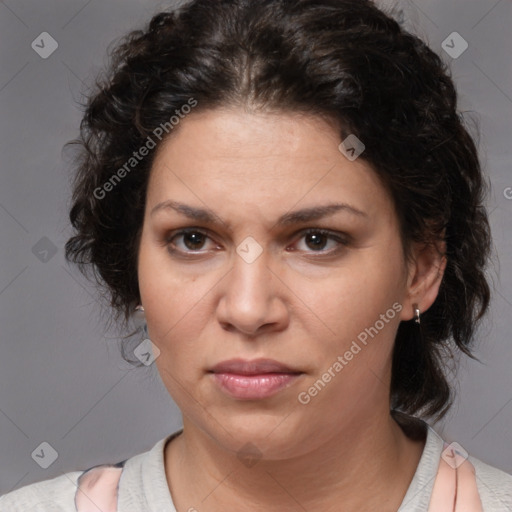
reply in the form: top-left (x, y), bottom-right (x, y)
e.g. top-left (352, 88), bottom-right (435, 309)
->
top-left (138, 107), bottom-right (427, 458)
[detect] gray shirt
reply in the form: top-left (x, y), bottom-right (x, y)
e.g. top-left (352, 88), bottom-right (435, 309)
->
top-left (1, 422), bottom-right (511, 511)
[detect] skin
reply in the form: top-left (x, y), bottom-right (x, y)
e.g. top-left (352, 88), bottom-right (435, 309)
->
top-left (137, 107), bottom-right (447, 512)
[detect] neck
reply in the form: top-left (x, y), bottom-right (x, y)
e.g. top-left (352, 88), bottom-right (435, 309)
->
top-left (164, 410), bottom-right (426, 512)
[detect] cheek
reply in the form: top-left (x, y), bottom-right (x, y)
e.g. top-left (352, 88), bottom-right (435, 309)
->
top-left (303, 258), bottom-right (400, 329)
top-left (294, 249), bottom-right (404, 376)
top-left (138, 233), bottom-right (189, 344)
top-left (137, 233), bottom-right (218, 377)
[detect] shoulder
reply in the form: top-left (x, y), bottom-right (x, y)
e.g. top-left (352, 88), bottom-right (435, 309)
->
top-left (0, 460), bottom-right (127, 512)
top-left (0, 431), bottom-right (178, 512)
top-left (0, 470), bottom-right (83, 511)
top-left (469, 454), bottom-right (512, 511)
top-left (395, 412), bottom-right (512, 512)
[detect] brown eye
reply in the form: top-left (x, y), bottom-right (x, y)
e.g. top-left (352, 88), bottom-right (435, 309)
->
top-left (165, 229), bottom-right (215, 254)
top-left (304, 231), bottom-right (329, 251)
top-left (180, 231), bottom-right (207, 250)
top-left (291, 229), bottom-right (349, 254)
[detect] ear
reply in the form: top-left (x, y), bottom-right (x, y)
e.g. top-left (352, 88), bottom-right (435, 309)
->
top-left (399, 238), bottom-right (447, 322)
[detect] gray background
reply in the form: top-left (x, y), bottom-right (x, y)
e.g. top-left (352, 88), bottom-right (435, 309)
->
top-left (0, 0), bottom-right (511, 496)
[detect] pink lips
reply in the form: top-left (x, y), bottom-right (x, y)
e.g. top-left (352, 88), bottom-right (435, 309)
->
top-left (209, 358), bottom-right (303, 399)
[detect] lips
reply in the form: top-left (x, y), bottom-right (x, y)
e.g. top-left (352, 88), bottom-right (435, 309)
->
top-left (208, 358), bottom-right (304, 399)
top-left (209, 358), bottom-right (302, 375)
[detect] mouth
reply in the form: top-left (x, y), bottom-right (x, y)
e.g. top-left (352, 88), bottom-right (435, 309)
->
top-left (209, 357), bottom-right (302, 375)
top-left (208, 358), bottom-right (304, 399)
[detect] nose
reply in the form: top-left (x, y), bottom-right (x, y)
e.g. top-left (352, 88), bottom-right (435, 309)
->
top-left (216, 246), bottom-right (289, 337)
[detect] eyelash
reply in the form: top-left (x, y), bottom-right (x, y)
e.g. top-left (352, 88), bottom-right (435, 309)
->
top-left (164, 227), bottom-right (350, 257)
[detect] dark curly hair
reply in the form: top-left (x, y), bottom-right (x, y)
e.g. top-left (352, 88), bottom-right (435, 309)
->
top-left (64, 0), bottom-right (492, 422)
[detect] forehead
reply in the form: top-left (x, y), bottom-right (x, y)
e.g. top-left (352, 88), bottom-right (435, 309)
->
top-left (154, 108), bottom-right (340, 165)
top-left (146, 108), bottom-right (392, 223)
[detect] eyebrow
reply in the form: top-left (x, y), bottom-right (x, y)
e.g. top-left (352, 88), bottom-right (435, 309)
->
top-left (150, 200), bottom-right (368, 228)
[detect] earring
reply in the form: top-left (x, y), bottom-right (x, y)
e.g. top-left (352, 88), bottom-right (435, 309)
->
top-left (133, 304), bottom-right (145, 322)
top-left (413, 303), bottom-right (421, 324)
top-left (133, 304), bottom-right (148, 337)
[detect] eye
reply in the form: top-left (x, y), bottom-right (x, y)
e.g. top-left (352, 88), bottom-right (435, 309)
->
top-left (165, 228), bottom-right (216, 254)
top-left (164, 227), bottom-right (349, 257)
top-left (290, 228), bottom-right (349, 254)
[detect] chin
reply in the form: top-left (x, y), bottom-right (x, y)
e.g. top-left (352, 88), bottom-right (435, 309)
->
top-left (203, 415), bottom-right (310, 460)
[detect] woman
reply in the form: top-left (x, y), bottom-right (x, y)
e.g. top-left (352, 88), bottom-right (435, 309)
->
top-left (1, 0), bottom-right (511, 510)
